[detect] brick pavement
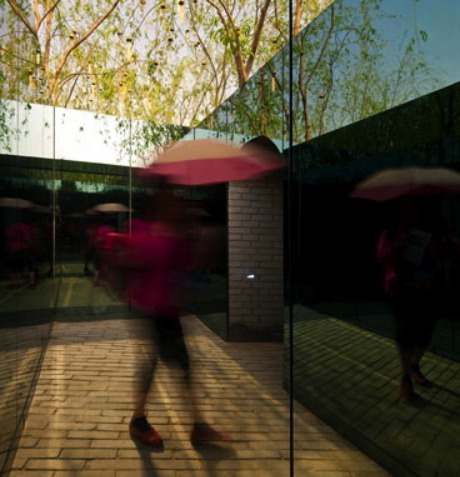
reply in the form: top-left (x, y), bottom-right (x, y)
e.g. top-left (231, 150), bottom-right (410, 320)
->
top-left (8, 314), bottom-right (390, 477)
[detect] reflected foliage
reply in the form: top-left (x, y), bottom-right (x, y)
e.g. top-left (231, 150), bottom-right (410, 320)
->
top-left (203, 0), bottom-right (447, 145)
top-left (0, 102), bottom-right (14, 152)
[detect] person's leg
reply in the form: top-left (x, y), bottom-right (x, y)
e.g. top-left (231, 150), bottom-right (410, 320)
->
top-left (411, 346), bottom-right (427, 370)
top-left (84, 247), bottom-right (92, 275)
top-left (27, 255), bottom-right (36, 288)
top-left (157, 316), bottom-right (228, 442)
top-left (132, 316), bottom-right (159, 415)
top-left (410, 292), bottom-right (438, 387)
top-left (92, 249), bottom-right (101, 285)
top-left (410, 350), bottom-right (431, 386)
top-left (28, 269), bottom-right (35, 288)
top-left (397, 345), bottom-right (417, 399)
top-left (392, 292), bottom-right (418, 401)
top-left (132, 376), bottom-right (153, 419)
top-left (397, 346), bottom-right (414, 376)
top-left (129, 316), bottom-right (163, 447)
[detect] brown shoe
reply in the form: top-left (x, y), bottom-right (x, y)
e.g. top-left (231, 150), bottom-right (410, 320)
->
top-left (399, 375), bottom-right (418, 402)
top-left (411, 364), bottom-right (432, 388)
top-left (129, 417), bottom-right (163, 448)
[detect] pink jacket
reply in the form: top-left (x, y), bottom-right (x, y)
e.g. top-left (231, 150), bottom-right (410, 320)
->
top-left (376, 229), bottom-right (399, 295)
top-left (120, 220), bottom-right (190, 317)
top-left (6, 223), bottom-right (32, 252)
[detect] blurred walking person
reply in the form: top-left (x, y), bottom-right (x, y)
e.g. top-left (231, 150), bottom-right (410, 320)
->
top-left (115, 181), bottom-right (228, 447)
top-left (5, 218), bottom-right (35, 288)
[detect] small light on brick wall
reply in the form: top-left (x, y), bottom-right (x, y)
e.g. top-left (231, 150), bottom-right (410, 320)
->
top-left (245, 274), bottom-right (256, 280)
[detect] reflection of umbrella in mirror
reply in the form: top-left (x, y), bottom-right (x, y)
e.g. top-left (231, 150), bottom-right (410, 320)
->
top-left (89, 203), bottom-right (131, 213)
top-left (0, 197), bottom-right (34, 208)
top-left (350, 167), bottom-right (460, 202)
top-left (141, 137), bottom-right (286, 185)
top-left (31, 204), bottom-right (52, 214)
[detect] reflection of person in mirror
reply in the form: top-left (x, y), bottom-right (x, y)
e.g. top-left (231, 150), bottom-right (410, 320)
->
top-left (114, 182), bottom-right (228, 448)
top-left (91, 221), bottom-right (114, 286)
top-left (5, 220), bottom-right (36, 289)
top-left (83, 220), bottom-right (97, 277)
top-left (376, 198), bottom-right (456, 402)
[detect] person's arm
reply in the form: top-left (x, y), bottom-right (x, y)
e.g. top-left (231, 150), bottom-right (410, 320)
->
top-left (376, 228), bottom-right (409, 262)
top-left (376, 230), bottom-right (392, 262)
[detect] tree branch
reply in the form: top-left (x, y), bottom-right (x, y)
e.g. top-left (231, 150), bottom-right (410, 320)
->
top-left (207, 0), bottom-right (246, 86)
top-left (7, 0), bottom-right (38, 39)
top-left (244, 0), bottom-right (272, 78)
top-left (36, 0), bottom-right (61, 33)
top-left (304, 4), bottom-right (335, 86)
top-left (293, 0), bottom-right (303, 36)
top-left (50, 0), bottom-right (121, 100)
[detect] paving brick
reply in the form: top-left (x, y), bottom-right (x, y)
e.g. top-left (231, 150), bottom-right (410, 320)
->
top-left (8, 316), bottom-right (390, 477)
top-left (54, 473), bottom-right (116, 477)
top-left (24, 458), bottom-right (86, 470)
top-left (60, 448), bottom-right (117, 459)
top-left (116, 471), bottom-right (175, 477)
top-left (8, 472), bottom-right (55, 477)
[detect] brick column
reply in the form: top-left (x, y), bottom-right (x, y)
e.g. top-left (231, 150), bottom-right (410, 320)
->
top-left (227, 173), bottom-right (284, 341)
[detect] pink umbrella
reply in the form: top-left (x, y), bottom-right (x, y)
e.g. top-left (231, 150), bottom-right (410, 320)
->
top-left (350, 167), bottom-right (460, 202)
top-left (0, 197), bottom-right (34, 208)
top-left (141, 137), bottom-right (286, 185)
top-left (90, 203), bottom-right (131, 213)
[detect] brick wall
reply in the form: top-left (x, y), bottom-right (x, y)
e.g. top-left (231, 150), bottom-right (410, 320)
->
top-left (227, 174), bottom-right (284, 341)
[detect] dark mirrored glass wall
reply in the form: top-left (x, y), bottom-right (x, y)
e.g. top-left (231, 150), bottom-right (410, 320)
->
top-left (194, 0), bottom-right (460, 476)
top-left (0, 149), bottom-right (137, 473)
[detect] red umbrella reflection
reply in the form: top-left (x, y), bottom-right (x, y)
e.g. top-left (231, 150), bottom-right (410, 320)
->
top-left (350, 167), bottom-right (460, 202)
top-left (0, 197), bottom-right (34, 208)
top-left (141, 137), bottom-right (286, 185)
top-left (88, 203), bottom-right (131, 214)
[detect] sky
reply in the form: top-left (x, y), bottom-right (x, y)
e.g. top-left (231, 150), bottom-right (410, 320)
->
top-left (375, 0), bottom-right (460, 86)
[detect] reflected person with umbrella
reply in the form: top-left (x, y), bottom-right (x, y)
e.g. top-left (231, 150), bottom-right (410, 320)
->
top-left (353, 167), bottom-right (460, 401)
top-left (376, 200), bottom-right (458, 404)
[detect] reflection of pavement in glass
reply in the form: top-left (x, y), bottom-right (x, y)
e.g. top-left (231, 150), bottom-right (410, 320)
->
top-left (289, 304), bottom-right (460, 477)
top-left (1, 262), bottom-right (227, 320)
top-left (0, 322), bottom-right (50, 475)
top-left (308, 300), bottom-right (460, 366)
top-left (0, 278), bottom-right (57, 313)
top-left (0, 263), bottom-right (125, 316)
top-left (6, 315), bottom-right (389, 476)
